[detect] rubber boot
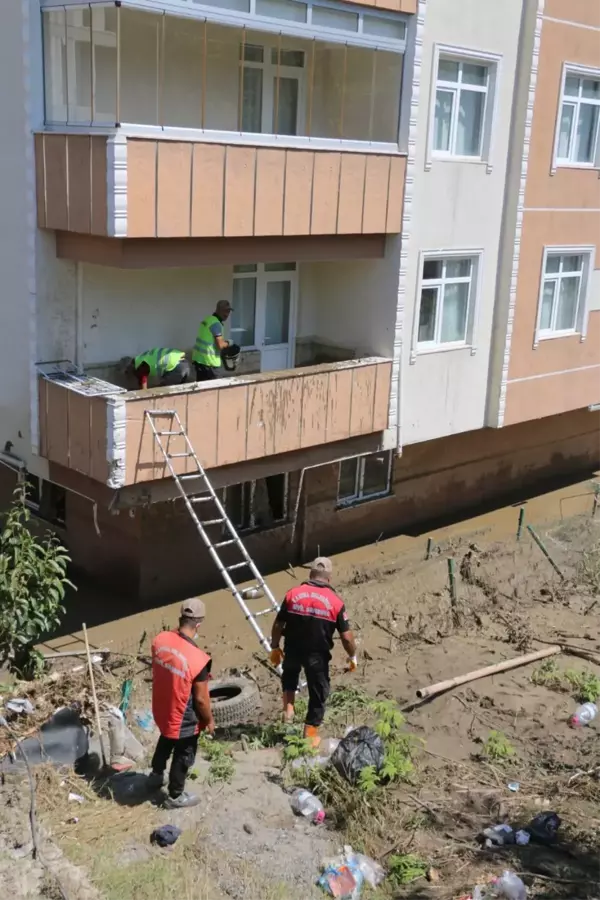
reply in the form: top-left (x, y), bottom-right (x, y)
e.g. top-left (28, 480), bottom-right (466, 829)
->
top-left (303, 724), bottom-right (321, 749)
top-left (282, 691), bottom-right (295, 724)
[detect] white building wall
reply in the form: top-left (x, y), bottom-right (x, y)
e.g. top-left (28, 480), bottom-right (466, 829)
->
top-left (400, 0), bottom-right (524, 445)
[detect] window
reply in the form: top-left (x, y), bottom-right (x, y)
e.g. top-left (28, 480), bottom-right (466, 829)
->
top-left (231, 263), bottom-right (296, 366)
top-left (535, 249), bottom-right (594, 343)
top-left (337, 452), bottom-right (392, 506)
top-left (224, 474), bottom-right (289, 531)
top-left (555, 68), bottom-right (600, 167)
top-left (416, 255), bottom-right (478, 350)
top-left (24, 475), bottom-right (66, 527)
top-left (241, 43), bottom-right (304, 135)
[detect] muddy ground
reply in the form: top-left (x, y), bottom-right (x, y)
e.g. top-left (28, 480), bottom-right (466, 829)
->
top-left (1, 482), bottom-right (599, 899)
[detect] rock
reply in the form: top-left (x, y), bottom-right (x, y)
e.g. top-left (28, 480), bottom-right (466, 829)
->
top-left (426, 867), bottom-right (440, 883)
top-left (243, 823), bottom-right (253, 834)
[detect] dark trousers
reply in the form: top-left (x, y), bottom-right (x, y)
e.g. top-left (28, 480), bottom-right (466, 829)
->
top-left (151, 733), bottom-right (199, 798)
top-left (160, 360), bottom-right (191, 386)
top-left (193, 363), bottom-right (218, 382)
top-left (282, 653), bottom-right (330, 727)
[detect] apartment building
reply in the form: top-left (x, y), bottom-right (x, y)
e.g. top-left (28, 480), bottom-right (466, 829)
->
top-left (0, 0), bottom-right (597, 603)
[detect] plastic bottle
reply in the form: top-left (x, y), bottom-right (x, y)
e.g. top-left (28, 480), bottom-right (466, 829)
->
top-left (289, 788), bottom-right (325, 823)
top-left (569, 702), bottom-right (597, 727)
top-left (472, 871), bottom-right (527, 900)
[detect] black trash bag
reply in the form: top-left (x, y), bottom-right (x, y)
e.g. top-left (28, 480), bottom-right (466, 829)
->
top-left (526, 811), bottom-right (561, 844)
top-left (331, 726), bottom-right (385, 784)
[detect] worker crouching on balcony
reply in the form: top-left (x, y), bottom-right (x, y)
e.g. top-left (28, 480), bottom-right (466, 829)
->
top-left (124, 348), bottom-right (191, 389)
top-left (270, 557), bottom-right (357, 748)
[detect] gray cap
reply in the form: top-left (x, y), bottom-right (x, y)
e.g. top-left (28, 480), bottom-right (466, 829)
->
top-left (309, 556), bottom-right (333, 575)
top-left (216, 299), bottom-right (233, 313)
top-left (180, 597), bottom-right (206, 619)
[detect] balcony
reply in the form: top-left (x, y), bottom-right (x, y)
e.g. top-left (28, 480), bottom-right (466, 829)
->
top-left (36, 3), bottom-right (408, 242)
top-left (38, 358), bottom-right (392, 488)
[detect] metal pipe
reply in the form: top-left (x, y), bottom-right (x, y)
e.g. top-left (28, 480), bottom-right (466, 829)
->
top-left (115, 3), bottom-right (121, 123)
top-left (238, 27), bottom-right (246, 131)
top-left (339, 42), bottom-right (348, 139)
top-left (526, 525), bottom-right (564, 580)
top-left (64, 7), bottom-right (70, 124)
top-left (516, 506), bottom-right (525, 540)
top-left (89, 3), bottom-right (94, 124)
top-left (307, 39), bottom-right (315, 137)
top-left (201, 18), bottom-right (207, 129)
top-left (274, 32), bottom-right (282, 135)
top-left (158, 12), bottom-right (166, 128)
top-left (368, 48), bottom-right (377, 141)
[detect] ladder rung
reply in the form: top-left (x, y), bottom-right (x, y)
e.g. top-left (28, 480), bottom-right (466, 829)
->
top-left (147, 410), bottom-right (175, 416)
top-left (157, 430), bottom-right (183, 436)
top-left (227, 562), bottom-right (249, 570)
top-left (180, 473), bottom-right (205, 481)
top-left (168, 452), bottom-right (192, 458)
top-left (191, 496), bottom-right (212, 503)
top-left (214, 539), bottom-right (236, 548)
top-left (252, 607), bottom-right (277, 617)
top-left (202, 518), bottom-right (225, 526)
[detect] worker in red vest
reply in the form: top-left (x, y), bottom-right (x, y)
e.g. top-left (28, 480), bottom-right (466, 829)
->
top-left (148, 598), bottom-right (214, 808)
top-left (269, 557), bottom-right (357, 748)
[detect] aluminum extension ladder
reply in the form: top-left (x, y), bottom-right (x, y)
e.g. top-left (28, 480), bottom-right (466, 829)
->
top-left (145, 409), bottom-right (280, 662)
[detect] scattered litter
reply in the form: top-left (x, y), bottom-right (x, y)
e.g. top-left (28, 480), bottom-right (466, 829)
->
top-left (0, 707), bottom-right (89, 771)
top-left (507, 781), bottom-right (520, 792)
top-left (150, 825), bottom-right (182, 848)
top-left (331, 726), bottom-right (384, 785)
top-left (569, 701), bottom-right (597, 727)
top-left (318, 846), bottom-right (384, 898)
top-left (5, 699), bottom-right (35, 716)
top-left (135, 710), bottom-right (155, 732)
top-left (515, 830), bottom-right (530, 846)
top-left (68, 792), bottom-right (85, 804)
top-left (66, 817), bottom-right (79, 824)
top-left (526, 811), bottom-right (561, 844)
top-left (291, 737), bottom-right (340, 771)
top-left (290, 788), bottom-right (325, 823)
top-left (472, 870), bottom-right (527, 899)
top-left (481, 824), bottom-right (514, 848)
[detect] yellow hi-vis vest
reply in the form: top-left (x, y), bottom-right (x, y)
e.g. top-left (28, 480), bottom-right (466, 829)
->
top-left (192, 316), bottom-right (221, 368)
top-left (134, 348), bottom-right (185, 377)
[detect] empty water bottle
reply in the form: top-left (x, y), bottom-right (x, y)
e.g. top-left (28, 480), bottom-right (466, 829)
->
top-left (569, 702), bottom-right (597, 727)
top-left (472, 871), bottom-right (527, 900)
top-left (289, 788), bottom-right (325, 823)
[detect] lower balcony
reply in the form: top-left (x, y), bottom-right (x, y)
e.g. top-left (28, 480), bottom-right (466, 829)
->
top-left (38, 358), bottom-right (392, 489)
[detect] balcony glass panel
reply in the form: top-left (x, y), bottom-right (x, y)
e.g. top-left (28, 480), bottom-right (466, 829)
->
top-left (42, 9), bottom-right (402, 143)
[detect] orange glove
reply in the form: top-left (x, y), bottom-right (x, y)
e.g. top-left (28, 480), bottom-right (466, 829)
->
top-left (270, 647), bottom-right (284, 667)
top-left (347, 655), bottom-right (358, 672)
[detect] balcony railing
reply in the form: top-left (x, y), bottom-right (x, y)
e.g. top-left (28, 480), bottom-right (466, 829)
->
top-left (38, 357), bottom-right (392, 487)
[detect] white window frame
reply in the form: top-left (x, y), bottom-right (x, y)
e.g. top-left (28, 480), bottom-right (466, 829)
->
top-left (533, 245), bottom-right (596, 348)
top-left (552, 63), bottom-right (600, 173)
top-left (231, 262), bottom-right (298, 362)
top-left (426, 44), bottom-right (502, 173)
top-left (241, 43), bottom-right (306, 136)
top-left (410, 249), bottom-right (484, 363)
top-left (223, 473), bottom-right (289, 532)
top-left (337, 452), bottom-right (393, 508)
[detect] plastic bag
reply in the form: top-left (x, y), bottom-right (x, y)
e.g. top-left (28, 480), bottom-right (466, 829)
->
top-left (331, 727), bottom-right (385, 785)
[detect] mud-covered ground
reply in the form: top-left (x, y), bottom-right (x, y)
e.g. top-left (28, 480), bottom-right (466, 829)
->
top-left (1, 482), bottom-right (599, 899)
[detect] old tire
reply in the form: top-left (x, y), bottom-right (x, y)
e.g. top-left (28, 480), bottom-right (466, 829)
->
top-left (209, 677), bottom-right (261, 727)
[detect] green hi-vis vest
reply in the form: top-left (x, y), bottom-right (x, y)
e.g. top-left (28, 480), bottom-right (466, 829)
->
top-left (192, 315), bottom-right (221, 368)
top-left (134, 348), bottom-right (185, 378)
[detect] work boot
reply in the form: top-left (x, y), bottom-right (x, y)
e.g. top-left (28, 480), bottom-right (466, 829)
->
top-left (163, 791), bottom-right (200, 809)
top-left (303, 725), bottom-right (321, 749)
top-left (146, 771), bottom-right (165, 790)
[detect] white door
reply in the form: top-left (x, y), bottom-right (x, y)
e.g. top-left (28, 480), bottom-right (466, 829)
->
top-left (230, 263), bottom-right (296, 373)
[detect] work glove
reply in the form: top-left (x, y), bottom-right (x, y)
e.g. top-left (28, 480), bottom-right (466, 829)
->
top-left (270, 647), bottom-right (284, 667)
top-left (347, 655), bottom-right (358, 673)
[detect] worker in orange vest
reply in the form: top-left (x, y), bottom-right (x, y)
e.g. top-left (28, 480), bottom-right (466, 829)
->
top-left (149, 598), bottom-right (214, 808)
top-left (270, 557), bottom-right (357, 748)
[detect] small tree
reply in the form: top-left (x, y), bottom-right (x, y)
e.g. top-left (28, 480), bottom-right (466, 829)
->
top-left (0, 485), bottom-right (74, 677)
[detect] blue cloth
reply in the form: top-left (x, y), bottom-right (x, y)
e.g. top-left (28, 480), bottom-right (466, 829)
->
top-left (151, 825), bottom-right (182, 847)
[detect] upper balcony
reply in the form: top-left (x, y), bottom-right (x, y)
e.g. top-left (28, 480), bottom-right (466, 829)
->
top-left (36, 1), bottom-right (410, 243)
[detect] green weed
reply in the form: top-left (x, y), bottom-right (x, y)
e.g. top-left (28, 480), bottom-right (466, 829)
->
top-left (482, 730), bottom-right (515, 762)
top-left (564, 669), bottom-right (600, 703)
top-left (532, 659), bottom-right (600, 702)
top-left (198, 734), bottom-right (236, 783)
top-left (282, 733), bottom-right (317, 762)
top-left (387, 853), bottom-right (428, 886)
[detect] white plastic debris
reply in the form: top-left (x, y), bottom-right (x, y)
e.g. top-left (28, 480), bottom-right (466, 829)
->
top-left (5, 698), bottom-right (35, 715)
top-left (68, 792), bottom-right (85, 804)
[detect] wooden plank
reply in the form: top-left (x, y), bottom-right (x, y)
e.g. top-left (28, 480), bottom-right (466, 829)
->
top-left (216, 384), bottom-right (249, 466)
top-left (300, 372), bottom-right (329, 448)
top-left (90, 136), bottom-right (108, 236)
top-left (191, 143), bottom-right (225, 237)
top-left (127, 140), bottom-right (157, 237)
top-left (246, 381), bottom-right (278, 459)
top-left (337, 153), bottom-right (366, 234)
top-left (283, 150), bottom-right (313, 235)
top-left (326, 367), bottom-right (353, 442)
top-left (224, 146), bottom-right (256, 237)
top-left (373, 362), bottom-right (392, 431)
top-left (67, 135), bottom-right (92, 234)
top-left (350, 365), bottom-right (377, 435)
top-left (254, 148), bottom-right (285, 236)
top-left (44, 134), bottom-right (68, 231)
top-left (156, 142), bottom-right (192, 237)
top-left (187, 388), bottom-right (219, 470)
top-left (311, 152), bottom-right (340, 234)
top-left (45, 382), bottom-right (70, 467)
top-left (89, 397), bottom-right (109, 484)
top-left (67, 391), bottom-right (92, 476)
top-left (362, 156), bottom-right (391, 233)
top-left (273, 376), bottom-right (303, 454)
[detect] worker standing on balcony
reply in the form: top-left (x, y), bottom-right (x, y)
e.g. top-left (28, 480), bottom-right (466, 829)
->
top-left (192, 300), bottom-right (234, 381)
top-left (149, 598), bottom-right (215, 809)
top-left (269, 557), bottom-right (357, 748)
top-left (124, 348), bottom-right (190, 390)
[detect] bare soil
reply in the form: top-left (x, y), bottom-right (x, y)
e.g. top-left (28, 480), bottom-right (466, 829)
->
top-left (1, 483), bottom-right (600, 899)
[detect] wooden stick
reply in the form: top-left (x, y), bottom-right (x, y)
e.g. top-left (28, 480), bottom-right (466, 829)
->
top-left (416, 645), bottom-right (561, 699)
top-left (82, 623), bottom-right (107, 768)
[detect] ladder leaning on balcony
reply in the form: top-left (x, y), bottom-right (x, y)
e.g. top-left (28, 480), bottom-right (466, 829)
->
top-left (145, 408), bottom-right (281, 667)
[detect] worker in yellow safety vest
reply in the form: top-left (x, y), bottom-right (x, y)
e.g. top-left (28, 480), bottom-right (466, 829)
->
top-left (125, 348), bottom-right (191, 390)
top-left (192, 300), bottom-right (233, 382)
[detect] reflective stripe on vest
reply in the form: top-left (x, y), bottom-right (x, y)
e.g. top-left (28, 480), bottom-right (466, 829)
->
top-left (151, 631), bottom-right (211, 739)
top-left (192, 316), bottom-right (221, 368)
top-left (134, 348), bottom-right (184, 377)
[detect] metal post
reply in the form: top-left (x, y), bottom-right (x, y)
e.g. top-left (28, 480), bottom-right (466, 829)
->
top-left (368, 49), bottom-right (377, 141)
top-left (238, 27), bottom-right (246, 132)
top-left (89, 4), bottom-right (94, 125)
top-left (64, 8), bottom-right (70, 124)
top-left (526, 525), bottom-right (564, 580)
top-left (425, 537), bottom-right (433, 560)
top-left (115, 3), bottom-right (121, 124)
top-left (516, 507), bottom-right (525, 541)
top-left (339, 42), bottom-right (348, 139)
top-left (274, 32), bottom-right (282, 135)
top-left (307, 39), bottom-right (315, 137)
top-left (158, 12), bottom-right (166, 127)
top-left (447, 558), bottom-right (457, 601)
top-left (201, 19), bottom-right (207, 129)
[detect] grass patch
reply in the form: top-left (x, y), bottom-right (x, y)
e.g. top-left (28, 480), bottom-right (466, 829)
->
top-left (481, 730), bottom-right (515, 762)
top-left (198, 734), bottom-right (236, 784)
top-left (532, 659), bottom-right (600, 703)
top-left (387, 854), bottom-right (428, 887)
